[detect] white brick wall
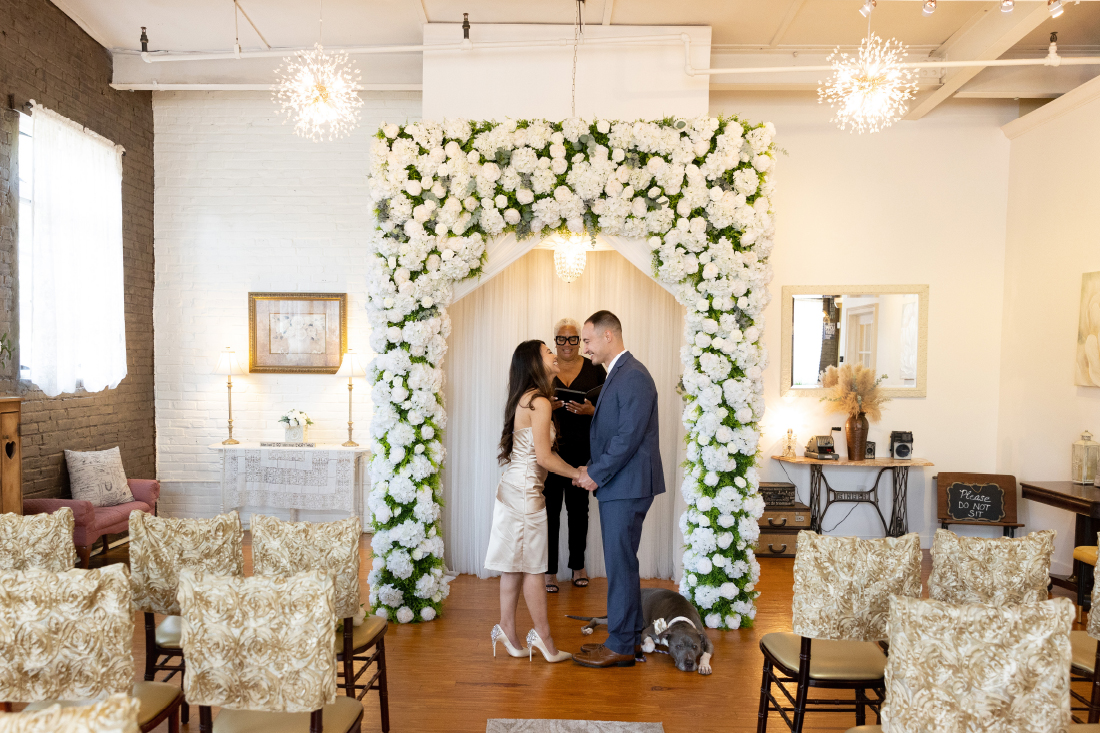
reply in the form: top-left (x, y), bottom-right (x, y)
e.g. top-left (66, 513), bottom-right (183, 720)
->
top-left (153, 90), bottom-right (421, 520)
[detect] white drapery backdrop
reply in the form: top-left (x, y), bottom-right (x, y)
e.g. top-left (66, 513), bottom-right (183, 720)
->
top-left (442, 246), bottom-right (688, 580)
top-left (24, 102), bottom-right (127, 397)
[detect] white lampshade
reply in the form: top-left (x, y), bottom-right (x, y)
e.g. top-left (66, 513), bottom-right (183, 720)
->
top-left (336, 349), bottom-right (367, 378)
top-left (212, 347), bottom-right (246, 376)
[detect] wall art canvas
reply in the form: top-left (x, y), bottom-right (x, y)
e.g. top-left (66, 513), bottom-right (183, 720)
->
top-left (1077, 272), bottom-right (1100, 387)
top-left (249, 292), bottom-right (346, 373)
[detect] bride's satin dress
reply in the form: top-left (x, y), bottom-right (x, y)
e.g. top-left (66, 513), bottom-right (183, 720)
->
top-left (484, 426), bottom-right (552, 575)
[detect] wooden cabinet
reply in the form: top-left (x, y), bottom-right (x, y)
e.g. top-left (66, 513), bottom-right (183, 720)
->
top-left (0, 397), bottom-right (21, 515)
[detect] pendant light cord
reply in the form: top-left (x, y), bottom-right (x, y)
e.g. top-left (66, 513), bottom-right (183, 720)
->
top-left (571, 0), bottom-right (584, 117)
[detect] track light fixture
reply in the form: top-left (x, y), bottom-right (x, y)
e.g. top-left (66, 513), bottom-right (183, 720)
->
top-left (858, 0), bottom-right (877, 18)
top-left (1000, 0), bottom-right (1014, 12)
top-left (922, 0), bottom-right (936, 15)
top-left (1048, 0), bottom-right (1064, 17)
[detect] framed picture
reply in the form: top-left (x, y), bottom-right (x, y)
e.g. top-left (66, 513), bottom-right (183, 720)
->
top-left (1077, 271), bottom-right (1100, 387)
top-left (248, 292), bottom-right (347, 374)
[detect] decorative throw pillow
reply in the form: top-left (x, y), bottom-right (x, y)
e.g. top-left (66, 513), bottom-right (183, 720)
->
top-left (64, 448), bottom-right (133, 507)
top-left (881, 595), bottom-right (1073, 733)
top-left (929, 529), bottom-right (1055, 606)
top-left (791, 530), bottom-right (922, 642)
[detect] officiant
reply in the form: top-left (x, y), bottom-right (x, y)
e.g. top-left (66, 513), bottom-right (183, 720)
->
top-left (544, 317), bottom-right (607, 593)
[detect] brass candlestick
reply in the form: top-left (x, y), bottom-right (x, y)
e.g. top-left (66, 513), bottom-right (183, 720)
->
top-left (223, 374), bottom-right (239, 445)
top-left (343, 376), bottom-right (358, 447)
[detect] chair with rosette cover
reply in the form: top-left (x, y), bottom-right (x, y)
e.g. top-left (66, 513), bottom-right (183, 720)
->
top-left (756, 531), bottom-right (922, 732)
top-left (250, 514), bottom-right (388, 730)
top-left (0, 508), bottom-right (77, 571)
top-left (177, 567), bottom-right (364, 733)
top-left (0, 694), bottom-right (141, 733)
top-left (128, 510), bottom-right (244, 725)
top-left (847, 595), bottom-right (1078, 733)
top-left (927, 528), bottom-right (1055, 606)
top-left (0, 565), bottom-right (183, 733)
top-left (1067, 532), bottom-right (1100, 725)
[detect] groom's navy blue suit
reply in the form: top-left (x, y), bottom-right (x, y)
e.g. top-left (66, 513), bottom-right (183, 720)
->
top-left (587, 351), bottom-right (665, 656)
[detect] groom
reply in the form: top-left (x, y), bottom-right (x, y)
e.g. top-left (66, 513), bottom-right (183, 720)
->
top-left (572, 310), bottom-right (665, 669)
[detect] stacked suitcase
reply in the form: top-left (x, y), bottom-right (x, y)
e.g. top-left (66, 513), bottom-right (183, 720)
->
top-left (756, 482), bottom-right (809, 558)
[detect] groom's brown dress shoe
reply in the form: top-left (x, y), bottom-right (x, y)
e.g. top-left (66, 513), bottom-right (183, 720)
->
top-left (572, 644), bottom-right (636, 668)
top-left (580, 643), bottom-right (643, 654)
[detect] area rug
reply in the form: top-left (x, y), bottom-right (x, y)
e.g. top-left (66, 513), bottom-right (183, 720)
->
top-left (486, 721), bottom-right (664, 733)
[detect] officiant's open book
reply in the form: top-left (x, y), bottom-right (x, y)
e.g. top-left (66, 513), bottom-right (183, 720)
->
top-left (555, 385), bottom-right (602, 403)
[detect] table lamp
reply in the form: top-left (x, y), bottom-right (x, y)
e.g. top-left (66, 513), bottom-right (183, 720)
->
top-left (212, 347), bottom-right (245, 445)
top-left (336, 349), bottom-right (367, 447)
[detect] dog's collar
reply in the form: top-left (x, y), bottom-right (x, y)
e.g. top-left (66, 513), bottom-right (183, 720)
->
top-left (653, 616), bottom-right (698, 637)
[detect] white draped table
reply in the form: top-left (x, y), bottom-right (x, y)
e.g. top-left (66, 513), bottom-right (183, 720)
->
top-left (209, 443), bottom-right (371, 520)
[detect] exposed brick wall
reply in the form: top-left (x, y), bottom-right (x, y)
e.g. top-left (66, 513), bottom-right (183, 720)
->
top-left (0, 0), bottom-right (155, 498)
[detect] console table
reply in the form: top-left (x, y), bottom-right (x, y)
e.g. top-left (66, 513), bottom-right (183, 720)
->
top-left (210, 443), bottom-right (370, 520)
top-left (772, 455), bottom-right (934, 537)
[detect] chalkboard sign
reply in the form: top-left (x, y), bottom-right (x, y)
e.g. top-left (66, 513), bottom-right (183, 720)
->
top-left (945, 482), bottom-right (1006, 522)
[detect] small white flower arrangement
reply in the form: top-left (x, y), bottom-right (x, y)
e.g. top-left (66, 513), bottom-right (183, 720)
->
top-left (279, 409), bottom-right (314, 427)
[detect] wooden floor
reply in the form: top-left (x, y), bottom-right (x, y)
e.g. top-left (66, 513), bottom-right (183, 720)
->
top-left (77, 539), bottom-right (1083, 733)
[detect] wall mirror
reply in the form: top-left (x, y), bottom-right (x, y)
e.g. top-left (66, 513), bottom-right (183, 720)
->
top-left (780, 284), bottom-right (929, 398)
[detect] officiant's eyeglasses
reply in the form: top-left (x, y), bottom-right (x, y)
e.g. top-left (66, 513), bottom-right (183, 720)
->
top-left (555, 336), bottom-right (580, 345)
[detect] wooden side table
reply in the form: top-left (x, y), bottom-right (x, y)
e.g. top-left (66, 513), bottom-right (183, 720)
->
top-left (772, 455), bottom-right (934, 537)
top-left (1020, 480), bottom-right (1100, 606)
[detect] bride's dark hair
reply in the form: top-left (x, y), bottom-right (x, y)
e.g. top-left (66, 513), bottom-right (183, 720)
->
top-left (498, 339), bottom-right (555, 465)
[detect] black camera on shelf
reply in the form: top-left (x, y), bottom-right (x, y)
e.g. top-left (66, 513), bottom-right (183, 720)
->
top-left (890, 431), bottom-right (914, 459)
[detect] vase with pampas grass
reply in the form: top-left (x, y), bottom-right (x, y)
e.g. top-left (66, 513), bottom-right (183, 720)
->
top-left (820, 364), bottom-right (891, 461)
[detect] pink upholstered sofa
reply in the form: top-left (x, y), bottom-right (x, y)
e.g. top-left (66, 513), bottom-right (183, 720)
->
top-left (23, 479), bottom-right (160, 568)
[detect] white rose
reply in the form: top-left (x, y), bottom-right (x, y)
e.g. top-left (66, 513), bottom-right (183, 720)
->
top-left (612, 148), bottom-right (625, 162)
top-left (596, 119), bottom-right (610, 134)
top-left (467, 150), bottom-right (480, 164)
top-left (504, 208), bottom-right (521, 225)
top-left (383, 123), bottom-right (399, 139)
top-left (421, 297), bottom-right (434, 308)
top-left (405, 179), bottom-right (423, 196)
top-left (494, 194), bottom-right (507, 209)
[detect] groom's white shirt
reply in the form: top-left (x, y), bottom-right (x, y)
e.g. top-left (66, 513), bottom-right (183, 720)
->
top-left (605, 349), bottom-right (628, 377)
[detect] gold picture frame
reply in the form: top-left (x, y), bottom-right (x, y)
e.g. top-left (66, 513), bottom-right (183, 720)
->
top-left (248, 292), bottom-right (347, 374)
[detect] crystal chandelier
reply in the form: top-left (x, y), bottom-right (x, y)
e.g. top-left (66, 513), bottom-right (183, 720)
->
top-left (818, 33), bottom-right (917, 134)
top-left (273, 1), bottom-right (362, 141)
top-left (546, 233), bottom-right (590, 284)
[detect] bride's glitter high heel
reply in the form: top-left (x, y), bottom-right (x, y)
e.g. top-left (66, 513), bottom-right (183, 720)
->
top-left (491, 624), bottom-right (526, 658)
top-left (527, 628), bottom-right (572, 663)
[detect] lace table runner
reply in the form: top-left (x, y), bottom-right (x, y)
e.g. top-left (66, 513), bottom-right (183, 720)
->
top-left (223, 447), bottom-right (359, 512)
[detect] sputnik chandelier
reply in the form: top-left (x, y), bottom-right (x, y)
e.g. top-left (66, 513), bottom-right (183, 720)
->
top-left (273, 0), bottom-right (362, 141)
top-left (818, 32), bottom-right (918, 135)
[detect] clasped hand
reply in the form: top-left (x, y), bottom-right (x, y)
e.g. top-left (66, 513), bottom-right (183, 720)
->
top-left (573, 465), bottom-right (598, 491)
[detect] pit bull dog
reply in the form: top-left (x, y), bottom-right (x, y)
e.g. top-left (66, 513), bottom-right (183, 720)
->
top-left (568, 587), bottom-right (714, 674)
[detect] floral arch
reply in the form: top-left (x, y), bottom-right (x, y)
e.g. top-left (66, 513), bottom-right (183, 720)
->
top-left (364, 116), bottom-right (776, 629)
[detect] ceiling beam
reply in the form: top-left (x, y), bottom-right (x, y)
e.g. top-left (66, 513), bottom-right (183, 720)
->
top-left (904, 1), bottom-right (1050, 120)
top-left (769, 0), bottom-right (807, 48)
top-left (412, 0), bottom-right (428, 26)
top-left (602, 0), bottom-right (615, 26)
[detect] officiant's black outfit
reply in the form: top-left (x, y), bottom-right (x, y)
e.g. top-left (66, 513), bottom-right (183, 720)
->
top-left (546, 357), bottom-right (606, 576)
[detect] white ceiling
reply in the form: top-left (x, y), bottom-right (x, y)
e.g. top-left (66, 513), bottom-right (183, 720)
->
top-left (51, 0), bottom-right (1100, 113)
top-left (53, 0), bottom-right (1100, 54)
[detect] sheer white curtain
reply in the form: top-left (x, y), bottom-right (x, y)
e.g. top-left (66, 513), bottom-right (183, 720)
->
top-left (442, 248), bottom-right (687, 580)
top-left (25, 102), bottom-right (126, 397)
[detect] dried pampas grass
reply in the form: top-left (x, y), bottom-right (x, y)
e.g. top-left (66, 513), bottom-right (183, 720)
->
top-left (821, 363), bottom-right (891, 421)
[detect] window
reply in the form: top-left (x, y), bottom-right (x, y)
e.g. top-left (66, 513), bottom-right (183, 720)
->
top-left (17, 103), bottom-right (127, 397)
top-left (17, 113), bottom-right (32, 381)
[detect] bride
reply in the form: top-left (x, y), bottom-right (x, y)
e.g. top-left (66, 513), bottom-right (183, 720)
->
top-left (486, 340), bottom-right (578, 663)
